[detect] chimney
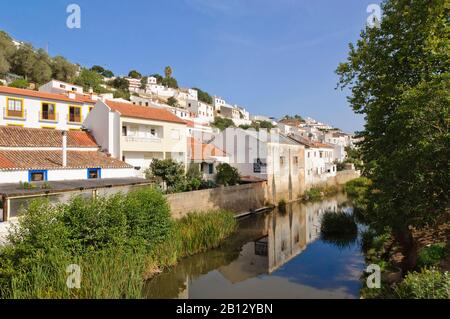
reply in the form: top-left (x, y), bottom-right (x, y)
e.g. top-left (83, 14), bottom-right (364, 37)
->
top-left (68, 92), bottom-right (76, 99)
top-left (62, 131), bottom-right (68, 167)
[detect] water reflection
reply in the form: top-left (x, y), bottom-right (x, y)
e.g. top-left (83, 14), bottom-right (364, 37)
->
top-left (143, 193), bottom-right (365, 299)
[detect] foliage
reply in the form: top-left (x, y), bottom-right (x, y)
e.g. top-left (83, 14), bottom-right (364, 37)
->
top-left (336, 0), bottom-right (450, 258)
top-left (215, 163), bottom-right (240, 186)
top-left (320, 211), bottom-right (358, 248)
top-left (394, 268), bottom-right (450, 299)
top-left (212, 117), bottom-right (235, 131)
top-left (344, 177), bottom-right (372, 198)
top-left (146, 159), bottom-right (185, 191)
top-left (140, 76), bottom-right (148, 89)
top-left (52, 56), bottom-right (78, 82)
top-left (90, 65), bottom-right (114, 78)
top-left (113, 89), bottom-right (130, 100)
top-left (164, 66), bottom-right (172, 79)
top-left (18, 181), bottom-right (36, 190)
top-left (8, 79), bottom-right (29, 89)
top-left (344, 146), bottom-right (364, 172)
top-left (151, 73), bottom-right (163, 84)
top-left (109, 77), bottom-right (129, 91)
top-left (161, 77), bottom-right (178, 89)
top-left (128, 70), bottom-right (141, 79)
top-left (304, 188), bottom-right (323, 201)
top-left (0, 187), bottom-right (237, 298)
top-left (167, 96), bottom-right (178, 107)
top-left (417, 243), bottom-right (448, 268)
top-left (74, 68), bottom-right (104, 92)
top-left (193, 87), bottom-right (213, 104)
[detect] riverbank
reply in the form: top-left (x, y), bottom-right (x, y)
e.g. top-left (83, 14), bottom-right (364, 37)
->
top-left (0, 187), bottom-right (237, 299)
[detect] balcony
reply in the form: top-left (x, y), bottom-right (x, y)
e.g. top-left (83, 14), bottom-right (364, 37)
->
top-left (123, 136), bottom-right (161, 143)
top-left (3, 108), bottom-right (26, 120)
top-left (39, 111), bottom-right (59, 123)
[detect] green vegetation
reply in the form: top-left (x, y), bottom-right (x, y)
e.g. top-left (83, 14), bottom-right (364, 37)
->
top-left (90, 65), bottom-right (114, 78)
top-left (394, 268), bottom-right (450, 299)
top-left (0, 31), bottom-right (77, 84)
top-left (193, 87), bottom-right (213, 104)
top-left (417, 243), bottom-right (448, 268)
top-left (320, 211), bottom-right (358, 248)
top-left (216, 163), bottom-right (240, 186)
top-left (212, 117), bottom-right (235, 131)
top-left (281, 114), bottom-right (304, 122)
top-left (74, 68), bottom-right (107, 92)
top-left (167, 96), bottom-right (178, 107)
top-left (0, 188), bottom-right (237, 298)
top-left (8, 78), bottom-right (29, 89)
top-left (145, 159), bottom-right (185, 191)
top-left (278, 199), bottom-right (287, 213)
top-left (128, 70), bottom-right (142, 79)
top-left (239, 120), bottom-right (275, 131)
top-left (336, 0), bottom-right (449, 269)
top-left (344, 177), bottom-right (372, 198)
top-left (303, 185), bottom-right (338, 201)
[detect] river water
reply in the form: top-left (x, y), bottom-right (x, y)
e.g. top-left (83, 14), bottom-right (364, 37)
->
top-left (144, 193), bottom-right (366, 299)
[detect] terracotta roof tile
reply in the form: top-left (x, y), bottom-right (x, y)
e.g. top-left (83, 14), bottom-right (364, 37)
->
top-left (0, 86), bottom-right (95, 104)
top-left (0, 126), bottom-right (98, 148)
top-left (0, 150), bottom-right (132, 170)
top-left (105, 100), bottom-right (186, 124)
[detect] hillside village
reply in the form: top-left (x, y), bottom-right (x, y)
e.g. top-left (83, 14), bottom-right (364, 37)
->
top-left (0, 30), bottom-right (360, 222)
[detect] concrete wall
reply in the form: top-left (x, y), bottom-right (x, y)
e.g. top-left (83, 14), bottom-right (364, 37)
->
top-left (166, 181), bottom-right (267, 219)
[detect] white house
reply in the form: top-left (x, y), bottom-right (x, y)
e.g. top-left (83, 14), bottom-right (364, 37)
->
top-left (0, 125), bottom-right (135, 184)
top-left (186, 99), bottom-right (214, 123)
top-left (0, 86), bottom-right (96, 130)
top-left (84, 100), bottom-right (187, 177)
top-left (39, 80), bottom-right (84, 95)
top-left (187, 137), bottom-right (228, 181)
top-left (211, 128), bottom-right (305, 202)
top-left (288, 135), bottom-right (336, 188)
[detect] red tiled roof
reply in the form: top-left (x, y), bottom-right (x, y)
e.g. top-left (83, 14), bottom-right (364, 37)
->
top-left (288, 135), bottom-right (334, 149)
top-left (105, 100), bottom-right (186, 124)
top-left (0, 126), bottom-right (98, 148)
top-left (0, 86), bottom-right (96, 104)
top-left (0, 150), bottom-right (132, 170)
top-left (188, 137), bottom-right (226, 161)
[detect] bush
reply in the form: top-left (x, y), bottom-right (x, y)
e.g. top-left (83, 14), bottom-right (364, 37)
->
top-left (417, 243), bottom-right (448, 268)
top-left (395, 268), bottom-right (449, 299)
top-left (344, 177), bottom-right (372, 198)
top-left (304, 188), bottom-right (323, 201)
top-left (320, 211), bottom-right (358, 248)
top-left (145, 159), bottom-right (185, 191)
top-left (216, 163), bottom-right (240, 186)
top-left (8, 79), bottom-right (29, 89)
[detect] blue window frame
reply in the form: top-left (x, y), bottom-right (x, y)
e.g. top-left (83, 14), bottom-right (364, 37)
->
top-left (28, 170), bottom-right (48, 182)
top-left (87, 168), bottom-right (101, 179)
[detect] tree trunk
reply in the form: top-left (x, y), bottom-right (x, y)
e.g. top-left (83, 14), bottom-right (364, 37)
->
top-left (394, 228), bottom-right (418, 272)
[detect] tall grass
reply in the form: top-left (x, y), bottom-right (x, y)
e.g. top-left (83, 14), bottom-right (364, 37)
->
top-left (0, 188), bottom-right (237, 299)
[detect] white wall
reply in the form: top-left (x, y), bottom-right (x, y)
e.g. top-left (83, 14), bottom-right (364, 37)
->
top-left (0, 94), bottom-right (93, 130)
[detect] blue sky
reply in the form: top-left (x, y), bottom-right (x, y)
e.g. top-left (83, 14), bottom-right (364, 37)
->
top-left (0, 0), bottom-right (382, 133)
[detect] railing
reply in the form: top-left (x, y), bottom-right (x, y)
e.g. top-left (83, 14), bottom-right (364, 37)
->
top-left (67, 114), bottom-right (82, 124)
top-left (3, 108), bottom-right (26, 120)
top-left (123, 136), bottom-right (162, 143)
top-left (39, 111), bottom-right (59, 123)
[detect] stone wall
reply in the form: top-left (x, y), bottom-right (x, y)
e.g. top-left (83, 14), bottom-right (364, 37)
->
top-left (166, 181), bottom-right (267, 219)
top-left (326, 170), bottom-right (361, 187)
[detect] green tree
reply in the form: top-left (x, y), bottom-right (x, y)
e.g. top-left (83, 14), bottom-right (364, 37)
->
top-left (0, 53), bottom-right (9, 76)
top-left (11, 44), bottom-right (37, 79)
top-left (162, 77), bottom-right (178, 89)
top-left (146, 159), bottom-right (185, 190)
top-left (140, 76), bottom-right (148, 90)
top-left (113, 89), bottom-right (130, 100)
top-left (74, 68), bottom-right (104, 92)
top-left (31, 50), bottom-right (52, 84)
top-left (52, 56), bottom-right (77, 82)
top-left (212, 117), bottom-right (235, 131)
top-left (91, 65), bottom-right (114, 78)
top-left (336, 0), bottom-right (449, 269)
top-left (167, 96), bottom-right (178, 107)
top-left (109, 77), bottom-right (130, 91)
top-left (128, 70), bottom-right (141, 79)
top-left (8, 79), bottom-right (29, 89)
top-left (164, 66), bottom-right (172, 79)
top-left (193, 87), bottom-right (213, 104)
top-left (151, 73), bottom-right (163, 84)
top-left (0, 31), bottom-right (15, 75)
top-left (216, 163), bottom-right (240, 186)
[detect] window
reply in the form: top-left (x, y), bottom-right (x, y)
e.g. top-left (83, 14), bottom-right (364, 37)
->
top-left (60, 84), bottom-right (66, 89)
top-left (122, 126), bottom-right (128, 136)
top-left (7, 98), bottom-right (24, 118)
top-left (69, 106), bottom-right (82, 123)
top-left (208, 163), bottom-right (214, 175)
top-left (29, 170), bottom-right (47, 182)
top-left (150, 128), bottom-right (156, 136)
top-left (41, 102), bottom-right (56, 121)
top-left (280, 156), bottom-right (285, 166)
top-left (71, 87), bottom-right (77, 92)
top-left (293, 156), bottom-right (298, 165)
top-left (307, 152), bottom-right (310, 158)
top-left (87, 168), bottom-right (101, 179)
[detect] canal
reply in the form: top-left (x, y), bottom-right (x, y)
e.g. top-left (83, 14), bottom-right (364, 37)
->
top-left (144, 193), bottom-right (366, 299)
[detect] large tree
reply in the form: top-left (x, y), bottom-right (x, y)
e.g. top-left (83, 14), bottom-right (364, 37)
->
top-left (336, 0), bottom-right (449, 268)
top-left (52, 56), bottom-right (77, 82)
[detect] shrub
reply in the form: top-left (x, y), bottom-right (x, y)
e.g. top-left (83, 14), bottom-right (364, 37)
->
top-left (278, 199), bottom-right (287, 213)
top-left (320, 211), bottom-right (358, 248)
top-left (145, 159), bottom-right (185, 191)
top-left (304, 188), bottom-right (323, 201)
top-left (394, 268), bottom-right (449, 299)
top-left (8, 79), bottom-right (29, 89)
top-left (344, 177), bottom-right (372, 198)
top-left (216, 163), bottom-right (240, 186)
top-left (417, 243), bottom-right (448, 268)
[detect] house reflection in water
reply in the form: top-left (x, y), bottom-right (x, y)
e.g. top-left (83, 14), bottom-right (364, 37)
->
top-left (217, 194), bottom-right (345, 283)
